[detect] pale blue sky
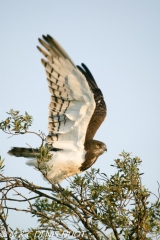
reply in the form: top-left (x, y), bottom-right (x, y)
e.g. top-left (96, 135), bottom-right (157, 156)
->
top-left (0, 0), bottom-right (160, 232)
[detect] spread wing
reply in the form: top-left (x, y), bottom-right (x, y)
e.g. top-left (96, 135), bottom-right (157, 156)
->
top-left (37, 35), bottom-right (96, 151)
top-left (77, 64), bottom-right (107, 141)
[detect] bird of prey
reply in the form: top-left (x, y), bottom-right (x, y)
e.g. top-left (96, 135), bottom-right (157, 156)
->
top-left (8, 35), bottom-right (107, 183)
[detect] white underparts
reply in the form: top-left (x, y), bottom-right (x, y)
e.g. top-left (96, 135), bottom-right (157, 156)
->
top-left (26, 149), bottom-right (86, 183)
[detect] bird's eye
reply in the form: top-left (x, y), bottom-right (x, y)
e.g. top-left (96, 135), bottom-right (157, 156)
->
top-left (96, 144), bottom-right (100, 148)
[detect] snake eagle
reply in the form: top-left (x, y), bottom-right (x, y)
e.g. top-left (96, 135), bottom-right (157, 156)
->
top-left (8, 35), bottom-right (107, 183)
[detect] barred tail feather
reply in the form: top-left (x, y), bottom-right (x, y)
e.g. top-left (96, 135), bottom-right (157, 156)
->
top-left (8, 147), bottom-right (40, 158)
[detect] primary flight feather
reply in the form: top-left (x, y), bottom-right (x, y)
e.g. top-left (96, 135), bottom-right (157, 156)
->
top-left (8, 35), bottom-right (107, 183)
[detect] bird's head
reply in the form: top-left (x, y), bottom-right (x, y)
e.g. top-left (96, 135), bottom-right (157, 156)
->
top-left (85, 139), bottom-right (107, 156)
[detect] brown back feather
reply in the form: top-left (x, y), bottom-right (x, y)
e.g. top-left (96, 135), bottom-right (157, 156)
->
top-left (77, 64), bottom-right (107, 141)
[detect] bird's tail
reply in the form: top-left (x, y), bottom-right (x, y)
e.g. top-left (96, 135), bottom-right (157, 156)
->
top-left (8, 147), bottom-right (40, 158)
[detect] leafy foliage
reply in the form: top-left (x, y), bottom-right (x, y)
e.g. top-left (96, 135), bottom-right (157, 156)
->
top-left (0, 109), bottom-right (33, 134)
top-left (0, 111), bottom-right (160, 239)
top-left (30, 152), bottom-right (160, 239)
top-left (0, 152), bottom-right (160, 239)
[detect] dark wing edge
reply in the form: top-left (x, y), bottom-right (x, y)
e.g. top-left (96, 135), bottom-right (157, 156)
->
top-left (77, 63), bottom-right (107, 141)
top-left (79, 151), bottom-right (97, 171)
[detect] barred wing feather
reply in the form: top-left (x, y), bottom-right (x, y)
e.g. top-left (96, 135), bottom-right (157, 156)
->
top-left (38, 35), bottom-right (95, 151)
